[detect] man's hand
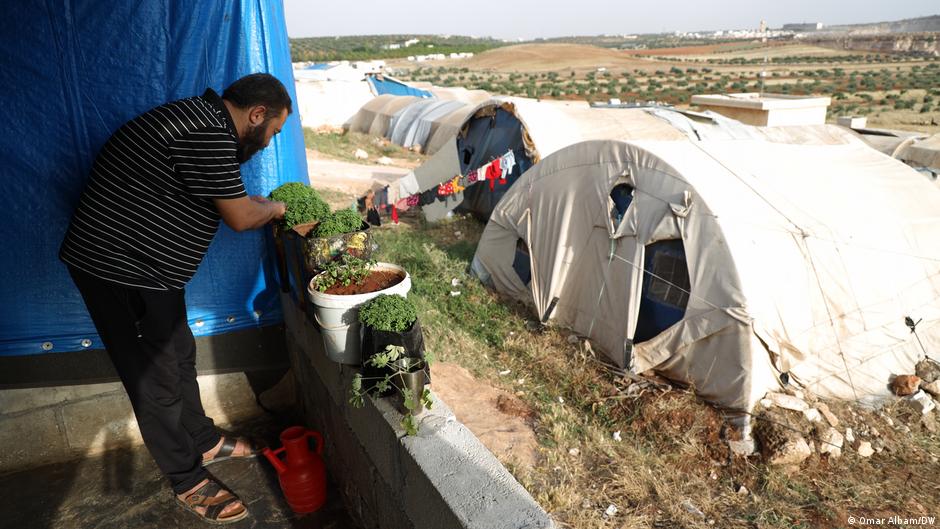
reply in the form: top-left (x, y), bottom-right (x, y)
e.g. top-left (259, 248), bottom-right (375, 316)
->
top-left (249, 195), bottom-right (286, 220)
top-left (214, 196), bottom-right (286, 231)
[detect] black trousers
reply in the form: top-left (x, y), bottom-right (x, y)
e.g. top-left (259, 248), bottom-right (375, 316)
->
top-left (68, 266), bottom-right (220, 494)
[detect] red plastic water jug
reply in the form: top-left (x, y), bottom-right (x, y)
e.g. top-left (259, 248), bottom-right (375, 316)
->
top-left (262, 426), bottom-right (327, 513)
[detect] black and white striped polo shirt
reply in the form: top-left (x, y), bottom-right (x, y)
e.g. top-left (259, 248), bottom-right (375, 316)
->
top-left (60, 89), bottom-right (247, 290)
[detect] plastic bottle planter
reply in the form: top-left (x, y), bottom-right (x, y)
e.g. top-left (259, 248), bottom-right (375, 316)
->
top-left (272, 221), bottom-right (376, 310)
top-left (308, 263), bottom-right (412, 364)
top-left (391, 357), bottom-right (429, 416)
top-left (304, 221), bottom-right (376, 272)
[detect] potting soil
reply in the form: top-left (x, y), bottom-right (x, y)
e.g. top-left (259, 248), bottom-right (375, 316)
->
top-left (323, 271), bottom-right (404, 295)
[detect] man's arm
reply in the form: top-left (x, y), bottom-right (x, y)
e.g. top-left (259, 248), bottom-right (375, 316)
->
top-left (214, 196), bottom-right (286, 232)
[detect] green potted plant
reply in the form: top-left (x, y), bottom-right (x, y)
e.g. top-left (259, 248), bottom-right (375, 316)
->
top-left (269, 182), bottom-right (330, 234)
top-left (350, 345), bottom-right (433, 436)
top-left (307, 256), bottom-right (412, 365)
top-left (269, 182), bottom-right (330, 307)
top-left (357, 294), bottom-right (425, 369)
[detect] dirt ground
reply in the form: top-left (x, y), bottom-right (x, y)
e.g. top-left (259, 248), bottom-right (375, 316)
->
top-left (433, 43), bottom-right (656, 73)
top-left (430, 362), bottom-right (539, 470)
top-left (306, 149), bottom-right (412, 197)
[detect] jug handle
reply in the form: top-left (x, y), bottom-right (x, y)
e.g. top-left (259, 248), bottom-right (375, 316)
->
top-left (269, 446), bottom-right (287, 458)
top-left (305, 430), bottom-right (324, 455)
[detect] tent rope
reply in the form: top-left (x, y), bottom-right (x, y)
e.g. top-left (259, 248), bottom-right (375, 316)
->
top-left (608, 252), bottom-right (736, 317)
top-left (587, 238), bottom-right (618, 337)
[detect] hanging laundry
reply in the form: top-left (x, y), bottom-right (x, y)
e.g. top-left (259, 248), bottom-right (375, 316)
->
top-left (391, 205), bottom-right (399, 224)
top-left (504, 151), bottom-right (516, 177)
top-left (437, 179), bottom-right (454, 196)
top-left (406, 194), bottom-right (420, 208)
top-left (366, 207), bottom-right (381, 227)
top-left (387, 183), bottom-right (400, 208)
top-left (485, 158), bottom-right (501, 190)
top-left (419, 188), bottom-right (437, 206)
top-left (451, 176), bottom-right (465, 194)
top-left (466, 169), bottom-right (479, 183)
top-left (374, 186), bottom-right (389, 210)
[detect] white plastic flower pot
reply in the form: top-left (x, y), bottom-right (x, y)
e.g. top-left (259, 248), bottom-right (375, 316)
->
top-left (307, 262), bottom-right (412, 364)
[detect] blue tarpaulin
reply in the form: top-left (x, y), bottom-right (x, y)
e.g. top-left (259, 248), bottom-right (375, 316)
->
top-left (367, 75), bottom-right (433, 98)
top-left (0, 1), bottom-right (307, 356)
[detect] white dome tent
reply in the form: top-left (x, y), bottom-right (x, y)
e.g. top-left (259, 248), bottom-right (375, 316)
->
top-left (471, 129), bottom-right (940, 411)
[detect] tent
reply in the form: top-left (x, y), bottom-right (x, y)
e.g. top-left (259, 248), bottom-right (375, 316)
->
top-left (898, 133), bottom-right (940, 183)
top-left (294, 78), bottom-right (375, 128)
top-left (471, 122), bottom-right (940, 412)
top-left (345, 94), bottom-right (424, 139)
top-left (366, 74), bottom-right (433, 98)
top-left (1, 1), bottom-right (305, 382)
top-left (391, 100), bottom-right (772, 222)
top-left (387, 99), bottom-right (473, 151)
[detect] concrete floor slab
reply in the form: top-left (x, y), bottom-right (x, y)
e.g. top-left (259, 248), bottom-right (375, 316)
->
top-left (0, 416), bottom-right (358, 529)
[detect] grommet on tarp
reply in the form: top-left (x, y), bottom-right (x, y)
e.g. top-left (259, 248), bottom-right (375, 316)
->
top-left (253, 310), bottom-right (263, 319)
top-left (194, 320), bottom-right (205, 328)
top-left (80, 339), bottom-right (92, 348)
top-left (226, 316), bottom-right (236, 323)
top-left (41, 342), bottom-right (53, 351)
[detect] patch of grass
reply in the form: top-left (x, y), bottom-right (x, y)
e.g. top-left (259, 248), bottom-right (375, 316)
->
top-left (303, 129), bottom-right (426, 166)
top-left (371, 215), bottom-right (940, 529)
top-left (312, 187), bottom-right (356, 211)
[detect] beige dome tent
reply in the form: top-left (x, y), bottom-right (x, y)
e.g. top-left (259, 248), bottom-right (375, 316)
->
top-left (392, 98), bottom-right (693, 221)
top-left (344, 94), bottom-right (422, 138)
top-left (898, 133), bottom-right (940, 184)
top-left (471, 129), bottom-right (940, 411)
top-left (396, 102), bottom-right (864, 222)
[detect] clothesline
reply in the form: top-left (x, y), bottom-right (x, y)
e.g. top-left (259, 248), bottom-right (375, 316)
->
top-left (396, 149), bottom-right (517, 211)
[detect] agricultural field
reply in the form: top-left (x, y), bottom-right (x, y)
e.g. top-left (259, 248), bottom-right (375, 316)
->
top-left (390, 41), bottom-right (940, 133)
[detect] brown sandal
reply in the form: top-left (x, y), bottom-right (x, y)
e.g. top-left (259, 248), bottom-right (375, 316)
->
top-left (203, 435), bottom-right (259, 466)
top-left (176, 478), bottom-right (249, 525)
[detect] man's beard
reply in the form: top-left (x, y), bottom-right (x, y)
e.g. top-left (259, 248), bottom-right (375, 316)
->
top-left (237, 121), bottom-right (268, 164)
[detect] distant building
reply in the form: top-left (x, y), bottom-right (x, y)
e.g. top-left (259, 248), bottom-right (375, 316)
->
top-left (691, 93), bottom-right (831, 127)
top-left (782, 22), bottom-right (824, 32)
top-left (759, 20), bottom-right (767, 33)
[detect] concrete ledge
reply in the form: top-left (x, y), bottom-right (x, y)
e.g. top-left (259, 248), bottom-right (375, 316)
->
top-left (281, 292), bottom-right (554, 529)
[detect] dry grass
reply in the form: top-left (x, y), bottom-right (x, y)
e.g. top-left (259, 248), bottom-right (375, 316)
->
top-left (303, 129), bottom-right (425, 166)
top-left (370, 213), bottom-right (940, 529)
top-left (457, 43), bottom-right (655, 73)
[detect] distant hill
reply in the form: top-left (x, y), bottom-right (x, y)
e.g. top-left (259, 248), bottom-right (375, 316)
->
top-left (820, 15), bottom-right (940, 34)
top-left (289, 35), bottom-right (506, 62)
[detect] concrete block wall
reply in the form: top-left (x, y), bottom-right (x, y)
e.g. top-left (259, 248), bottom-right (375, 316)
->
top-left (281, 293), bottom-right (554, 529)
top-left (0, 373), bottom-right (267, 474)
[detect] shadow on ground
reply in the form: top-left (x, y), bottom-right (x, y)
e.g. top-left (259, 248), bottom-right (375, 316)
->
top-left (0, 414), bottom-right (357, 529)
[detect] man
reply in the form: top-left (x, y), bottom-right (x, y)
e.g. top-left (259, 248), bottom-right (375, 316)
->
top-left (60, 73), bottom-right (291, 524)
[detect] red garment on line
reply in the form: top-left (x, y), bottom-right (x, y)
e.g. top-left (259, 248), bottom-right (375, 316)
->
top-left (485, 159), bottom-right (501, 190)
top-left (391, 205), bottom-right (399, 223)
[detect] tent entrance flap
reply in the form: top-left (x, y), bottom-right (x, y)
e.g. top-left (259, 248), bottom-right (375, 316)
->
top-left (634, 239), bottom-right (691, 344)
top-left (455, 108), bottom-right (533, 221)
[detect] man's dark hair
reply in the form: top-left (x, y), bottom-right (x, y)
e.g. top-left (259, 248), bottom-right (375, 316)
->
top-left (223, 73), bottom-right (292, 119)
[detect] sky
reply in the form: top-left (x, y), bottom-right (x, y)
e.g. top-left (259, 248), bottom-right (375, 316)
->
top-left (283, 0), bottom-right (937, 40)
